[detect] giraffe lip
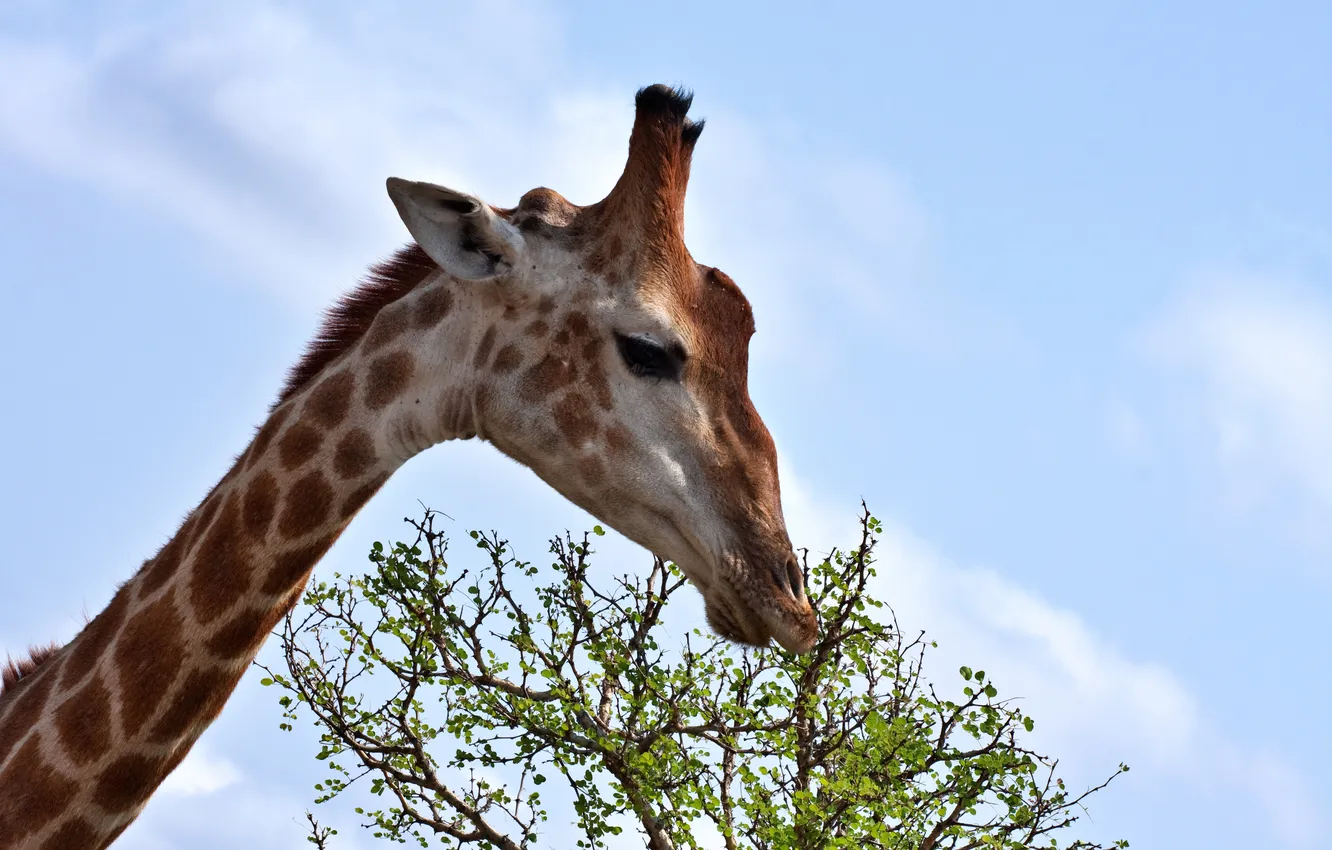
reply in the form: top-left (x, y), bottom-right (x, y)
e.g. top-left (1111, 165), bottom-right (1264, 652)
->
top-left (703, 585), bottom-right (814, 652)
top-left (768, 620), bottom-right (816, 654)
top-left (650, 512), bottom-right (816, 653)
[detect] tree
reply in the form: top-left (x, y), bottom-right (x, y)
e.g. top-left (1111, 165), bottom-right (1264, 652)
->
top-left (262, 506), bottom-right (1128, 849)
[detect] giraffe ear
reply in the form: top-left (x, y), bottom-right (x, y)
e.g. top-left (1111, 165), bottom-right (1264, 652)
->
top-left (386, 178), bottom-right (526, 281)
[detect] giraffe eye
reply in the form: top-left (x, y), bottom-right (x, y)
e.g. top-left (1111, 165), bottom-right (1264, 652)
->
top-left (615, 333), bottom-right (685, 381)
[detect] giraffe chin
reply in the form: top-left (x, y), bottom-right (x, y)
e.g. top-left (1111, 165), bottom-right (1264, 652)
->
top-left (703, 591), bottom-right (817, 655)
top-left (650, 515), bottom-right (818, 654)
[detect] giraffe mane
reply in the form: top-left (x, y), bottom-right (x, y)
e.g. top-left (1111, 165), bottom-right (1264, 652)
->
top-left (0, 641), bottom-right (61, 702)
top-left (0, 247), bottom-right (438, 700)
top-left (275, 243), bottom-right (439, 405)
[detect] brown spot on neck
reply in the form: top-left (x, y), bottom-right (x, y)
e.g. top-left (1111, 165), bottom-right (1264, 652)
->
top-left (189, 492), bottom-right (253, 624)
top-left (334, 429), bottom-right (377, 479)
top-left (115, 594), bottom-right (185, 736)
top-left (362, 301), bottom-right (411, 353)
top-left (243, 471), bottom-right (280, 539)
top-left (40, 819), bottom-right (97, 850)
top-left (149, 666), bottom-right (235, 742)
top-left (261, 537), bottom-right (339, 596)
top-left (93, 753), bottom-right (169, 813)
top-left (278, 244), bottom-right (437, 404)
top-left (54, 673), bottom-right (112, 765)
top-left (605, 424), bottom-right (634, 456)
top-left (580, 454), bottom-right (607, 486)
top-left (139, 512), bottom-right (197, 595)
top-left (340, 474), bottom-right (388, 521)
top-left (414, 286), bottom-right (454, 328)
top-left (57, 584), bottom-right (131, 692)
top-left (278, 421), bottom-right (323, 470)
top-left (0, 737), bottom-right (78, 841)
top-left (0, 655), bottom-right (57, 765)
top-left (246, 404), bottom-right (292, 469)
top-left (190, 492), bottom-right (225, 548)
top-left (277, 472), bottom-right (334, 539)
top-left (365, 351), bottom-right (415, 410)
top-left (205, 607), bottom-right (275, 661)
top-left (306, 371), bottom-right (356, 429)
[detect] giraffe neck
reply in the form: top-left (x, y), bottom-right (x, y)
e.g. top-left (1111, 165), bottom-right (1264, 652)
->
top-left (0, 274), bottom-right (483, 849)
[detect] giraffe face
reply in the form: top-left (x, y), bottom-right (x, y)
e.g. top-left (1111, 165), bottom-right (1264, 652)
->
top-left (597, 272), bottom-right (820, 656)
top-left (464, 222), bottom-right (816, 653)
top-left (386, 86), bottom-right (819, 654)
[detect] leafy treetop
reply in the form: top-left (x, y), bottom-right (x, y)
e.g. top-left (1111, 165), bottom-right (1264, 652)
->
top-left (261, 506), bottom-right (1128, 850)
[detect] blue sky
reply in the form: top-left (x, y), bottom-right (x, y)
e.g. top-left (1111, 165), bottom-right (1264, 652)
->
top-left (1, 1), bottom-right (1329, 847)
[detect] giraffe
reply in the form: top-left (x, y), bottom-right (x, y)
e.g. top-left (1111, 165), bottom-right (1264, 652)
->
top-left (0, 84), bottom-right (818, 849)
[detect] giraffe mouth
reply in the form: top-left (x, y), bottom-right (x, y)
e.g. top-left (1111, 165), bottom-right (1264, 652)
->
top-left (663, 515), bottom-right (816, 654)
top-left (703, 580), bottom-right (816, 653)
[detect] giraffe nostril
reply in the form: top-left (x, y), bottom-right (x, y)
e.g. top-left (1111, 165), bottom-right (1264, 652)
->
top-left (775, 553), bottom-right (806, 603)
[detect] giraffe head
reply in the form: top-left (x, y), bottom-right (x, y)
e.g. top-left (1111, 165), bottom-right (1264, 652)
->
top-left (384, 85), bottom-right (817, 653)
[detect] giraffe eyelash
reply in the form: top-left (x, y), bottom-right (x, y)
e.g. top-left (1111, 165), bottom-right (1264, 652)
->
top-left (615, 333), bottom-right (686, 382)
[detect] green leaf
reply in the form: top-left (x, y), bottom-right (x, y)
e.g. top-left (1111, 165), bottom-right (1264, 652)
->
top-left (275, 503), bottom-right (1128, 850)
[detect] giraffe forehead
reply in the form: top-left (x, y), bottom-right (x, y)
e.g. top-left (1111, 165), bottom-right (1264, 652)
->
top-left (679, 269), bottom-right (771, 458)
top-left (635, 264), bottom-right (754, 354)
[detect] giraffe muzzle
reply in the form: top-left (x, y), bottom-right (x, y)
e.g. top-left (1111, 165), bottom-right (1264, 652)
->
top-left (696, 547), bottom-right (818, 654)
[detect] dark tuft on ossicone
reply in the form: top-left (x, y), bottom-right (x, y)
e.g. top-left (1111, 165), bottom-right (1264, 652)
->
top-left (635, 84), bottom-right (695, 121)
top-left (634, 84), bottom-right (705, 148)
top-left (682, 118), bottom-right (705, 146)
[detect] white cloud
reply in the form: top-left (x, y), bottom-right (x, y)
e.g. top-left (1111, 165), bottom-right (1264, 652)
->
top-left (1231, 749), bottom-right (1327, 847)
top-left (120, 780), bottom-right (347, 850)
top-left (781, 466), bottom-right (1198, 765)
top-left (159, 741), bottom-right (241, 797)
top-left (1139, 270), bottom-right (1332, 529)
top-left (780, 465), bottom-right (1326, 845)
top-left (0, 1), bottom-right (628, 307)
